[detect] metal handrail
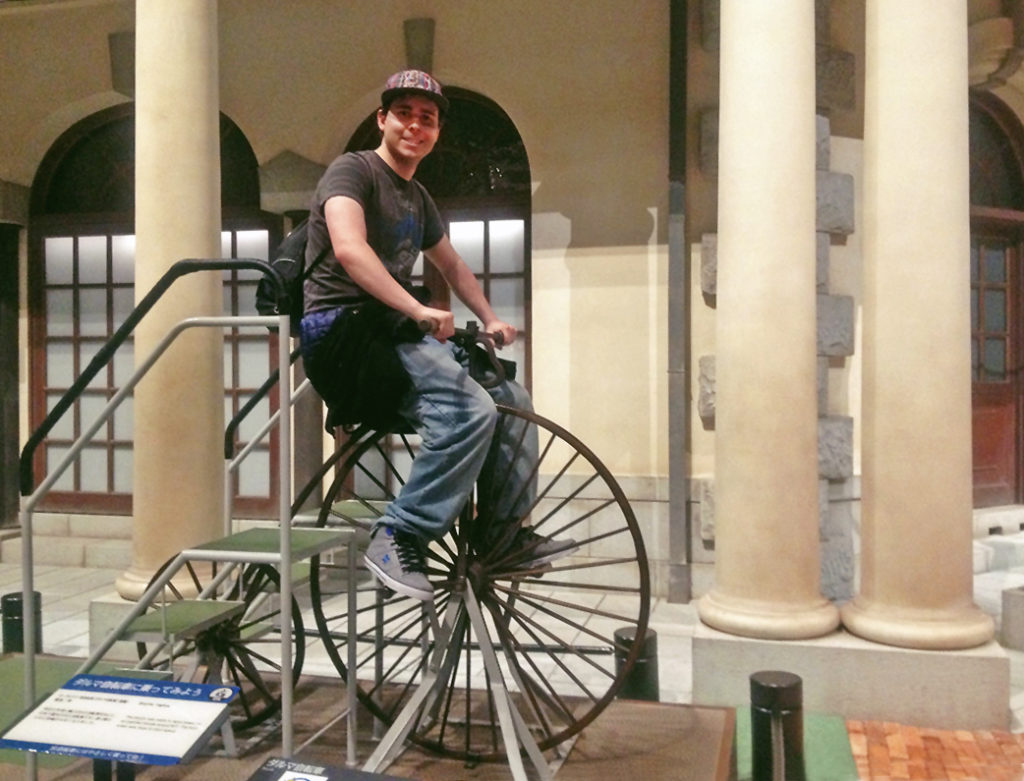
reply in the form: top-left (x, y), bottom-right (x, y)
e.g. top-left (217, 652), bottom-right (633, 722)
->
top-left (223, 346), bottom-right (302, 459)
top-left (15, 257), bottom-right (292, 779)
top-left (18, 256), bottom-right (284, 495)
top-left (223, 376), bottom-right (315, 537)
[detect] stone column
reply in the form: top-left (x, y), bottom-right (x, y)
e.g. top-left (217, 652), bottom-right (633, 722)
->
top-left (698, 0), bottom-right (838, 639)
top-left (840, 0), bottom-right (994, 649)
top-left (115, 0), bottom-right (223, 600)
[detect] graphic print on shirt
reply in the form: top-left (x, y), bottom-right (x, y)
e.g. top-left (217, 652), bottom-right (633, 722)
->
top-left (391, 201), bottom-right (425, 279)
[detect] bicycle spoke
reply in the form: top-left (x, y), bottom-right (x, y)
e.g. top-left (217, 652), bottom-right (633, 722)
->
top-left (310, 405), bottom-right (650, 759)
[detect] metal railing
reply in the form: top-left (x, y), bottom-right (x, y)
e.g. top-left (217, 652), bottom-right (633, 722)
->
top-left (15, 257), bottom-right (296, 779)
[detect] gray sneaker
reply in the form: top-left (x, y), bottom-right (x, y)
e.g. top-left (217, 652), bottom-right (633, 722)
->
top-left (507, 527), bottom-right (579, 568)
top-left (364, 525), bottom-right (433, 601)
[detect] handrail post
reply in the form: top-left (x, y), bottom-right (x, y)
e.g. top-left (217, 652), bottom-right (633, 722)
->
top-left (277, 311), bottom-right (294, 756)
top-left (15, 257), bottom-right (286, 781)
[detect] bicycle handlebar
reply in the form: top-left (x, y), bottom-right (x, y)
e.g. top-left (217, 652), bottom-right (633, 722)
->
top-left (419, 319), bottom-right (507, 388)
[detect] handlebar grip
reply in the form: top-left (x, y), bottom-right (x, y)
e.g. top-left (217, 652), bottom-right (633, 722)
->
top-left (414, 318), bottom-right (507, 388)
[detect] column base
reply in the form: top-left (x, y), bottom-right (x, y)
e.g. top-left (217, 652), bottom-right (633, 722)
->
top-left (114, 566), bottom-right (154, 602)
top-left (692, 620), bottom-right (1010, 730)
top-left (698, 588), bottom-right (840, 640)
top-left (116, 561), bottom-right (215, 602)
top-left (840, 597), bottom-right (995, 650)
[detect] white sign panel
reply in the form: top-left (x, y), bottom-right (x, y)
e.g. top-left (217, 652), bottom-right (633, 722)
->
top-left (0, 674), bottom-right (237, 765)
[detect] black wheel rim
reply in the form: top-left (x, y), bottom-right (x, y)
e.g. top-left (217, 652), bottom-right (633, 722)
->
top-left (309, 405), bottom-right (651, 761)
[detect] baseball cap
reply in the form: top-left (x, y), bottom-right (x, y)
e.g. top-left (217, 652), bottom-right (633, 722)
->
top-left (381, 69), bottom-right (450, 116)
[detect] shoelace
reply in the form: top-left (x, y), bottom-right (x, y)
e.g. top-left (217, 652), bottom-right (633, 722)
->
top-left (393, 531), bottom-right (427, 572)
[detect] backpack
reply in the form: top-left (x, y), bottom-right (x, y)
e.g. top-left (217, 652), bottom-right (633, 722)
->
top-left (255, 219), bottom-right (329, 336)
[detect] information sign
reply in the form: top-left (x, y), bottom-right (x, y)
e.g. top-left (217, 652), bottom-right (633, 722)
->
top-left (247, 756), bottom-right (410, 780)
top-left (0, 674), bottom-right (237, 766)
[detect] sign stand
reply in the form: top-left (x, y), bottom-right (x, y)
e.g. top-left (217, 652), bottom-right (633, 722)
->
top-left (91, 758), bottom-right (138, 781)
top-left (0, 674), bottom-right (238, 777)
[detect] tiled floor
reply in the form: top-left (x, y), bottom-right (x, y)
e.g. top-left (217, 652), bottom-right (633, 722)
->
top-left (6, 557), bottom-right (1024, 779)
top-left (847, 720), bottom-right (1024, 780)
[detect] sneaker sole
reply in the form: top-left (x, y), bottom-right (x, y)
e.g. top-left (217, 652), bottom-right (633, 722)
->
top-left (363, 554), bottom-right (433, 601)
top-left (522, 543), bottom-right (580, 568)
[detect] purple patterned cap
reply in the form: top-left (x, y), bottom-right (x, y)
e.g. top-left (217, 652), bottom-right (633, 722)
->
top-left (381, 69), bottom-right (449, 115)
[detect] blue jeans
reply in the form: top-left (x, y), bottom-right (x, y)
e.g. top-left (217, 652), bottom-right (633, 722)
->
top-left (383, 336), bottom-right (537, 541)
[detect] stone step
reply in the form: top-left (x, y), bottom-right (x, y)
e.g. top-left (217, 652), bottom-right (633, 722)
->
top-left (977, 535), bottom-right (1024, 571)
top-left (0, 513), bottom-right (132, 569)
top-left (974, 540), bottom-right (995, 574)
top-left (974, 505), bottom-right (1024, 537)
top-left (0, 535), bottom-right (132, 569)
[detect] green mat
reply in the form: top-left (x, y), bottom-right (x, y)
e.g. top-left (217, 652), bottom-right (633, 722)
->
top-left (733, 708), bottom-right (859, 781)
top-left (0, 654), bottom-right (116, 768)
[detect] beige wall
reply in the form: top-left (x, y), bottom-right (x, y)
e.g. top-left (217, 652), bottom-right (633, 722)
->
top-left (0, 0), bottom-right (134, 184)
top-left (3, 0), bottom-right (670, 480)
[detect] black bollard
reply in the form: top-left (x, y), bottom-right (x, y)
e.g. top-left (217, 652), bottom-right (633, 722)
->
top-left (614, 627), bottom-right (659, 701)
top-left (750, 670), bottom-right (805, 781)
top-left (2, 591), bottom-right (42, 654)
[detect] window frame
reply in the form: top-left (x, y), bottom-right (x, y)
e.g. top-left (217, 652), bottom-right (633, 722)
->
top-left (27, 212), bottom-right (283, 515)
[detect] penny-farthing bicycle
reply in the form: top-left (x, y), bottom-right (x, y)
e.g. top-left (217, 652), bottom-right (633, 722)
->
top-left (304, 326), bottom-right (652, 768)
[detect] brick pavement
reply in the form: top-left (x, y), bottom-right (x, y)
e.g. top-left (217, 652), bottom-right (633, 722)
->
top-left (848, 720), bottom-right (1024, 780)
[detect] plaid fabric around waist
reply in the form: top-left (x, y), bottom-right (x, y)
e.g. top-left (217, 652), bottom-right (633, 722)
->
top-left (299, 307), bottom-right (344, 363)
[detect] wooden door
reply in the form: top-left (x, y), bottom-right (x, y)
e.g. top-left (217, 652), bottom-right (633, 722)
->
top-left (972, 233), bottom-right (1022, 506)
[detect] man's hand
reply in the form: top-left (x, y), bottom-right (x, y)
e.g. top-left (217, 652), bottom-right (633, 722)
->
top-left (418, 306), bottom-right (455, 341)
top-left (484, 320), bottom-right (517, 347)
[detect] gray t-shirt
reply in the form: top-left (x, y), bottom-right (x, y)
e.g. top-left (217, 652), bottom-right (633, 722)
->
top-left (303, 150), bottom-right (445, 314)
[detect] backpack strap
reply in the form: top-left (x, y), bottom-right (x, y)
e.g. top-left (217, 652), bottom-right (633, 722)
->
top-left (301, 241), bottom-right (331, 282)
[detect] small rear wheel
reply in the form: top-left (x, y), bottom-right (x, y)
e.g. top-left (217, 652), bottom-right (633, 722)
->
top-left (136, 559), bottom-right (305, 731)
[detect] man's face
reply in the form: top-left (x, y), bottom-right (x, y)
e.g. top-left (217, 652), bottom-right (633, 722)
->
top-left (378, 95), bottom-right (441, 165)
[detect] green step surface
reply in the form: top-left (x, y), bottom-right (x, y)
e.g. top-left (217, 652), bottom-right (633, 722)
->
top-left (120, 599), bottom-right (246, 641)
top-left (734, 708), bottom-right (858, 781)
top-left (329, 499), bottom-right (388, 524)
top-left (187, 527), bottom-right (353, 560)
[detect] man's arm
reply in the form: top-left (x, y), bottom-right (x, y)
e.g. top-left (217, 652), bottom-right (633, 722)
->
top-left (424, 235), bottom-right (517, 346)
top-left (324, 195), bottom-right (455, 339)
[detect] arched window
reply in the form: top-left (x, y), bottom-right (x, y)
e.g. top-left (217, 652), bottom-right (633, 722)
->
top-left (346, 89), bottom-right (533, 386)
top-left (970, 101), bottom-right (1024, 210)
top-left (28, 104), bottom-right (281, 515)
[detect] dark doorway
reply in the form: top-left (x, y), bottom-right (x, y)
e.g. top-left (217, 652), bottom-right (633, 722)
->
top-left (970, 95), bottom-right (1024, 507)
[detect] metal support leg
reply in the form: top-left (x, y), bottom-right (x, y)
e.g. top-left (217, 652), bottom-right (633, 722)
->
top-left (373, 584), bottom-right (386, 740)
top-left (362, 585), bottom-right (552, 781)
top-left (461, 587), bottom-right (551, 781)
top-left (346, 541), bottom-right (358, 767)
top-left (362, 597), bottom-right (461, 774)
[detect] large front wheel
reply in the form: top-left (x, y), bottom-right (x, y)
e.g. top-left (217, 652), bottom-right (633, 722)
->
top-left (309, 405), bottom-right (651, 761)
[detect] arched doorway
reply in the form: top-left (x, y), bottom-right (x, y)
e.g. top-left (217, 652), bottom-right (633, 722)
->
top-left (345, 88), bottom-right (533, 386)
top-left (970, 93), bottom-right (1024, 506)
top-left (28, 103), bottom-right (282, 516)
